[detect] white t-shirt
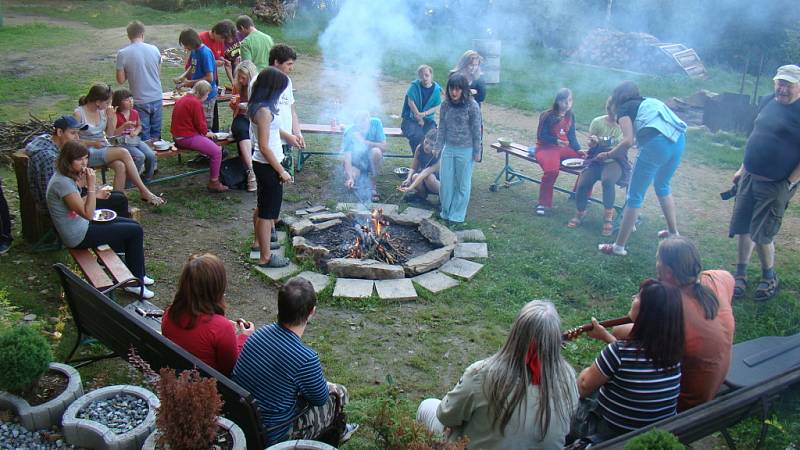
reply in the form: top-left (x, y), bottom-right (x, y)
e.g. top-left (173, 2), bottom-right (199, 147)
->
top-left (276, 77), bottom-right (295, 144)
top-left (251, 108), bottom-right (284, 165)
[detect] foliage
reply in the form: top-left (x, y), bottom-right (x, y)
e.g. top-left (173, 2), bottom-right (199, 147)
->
top-left (621, 429), bottom-right (684, 450)
top-left (156, 368), bottom-right (224, 449)
top-left (0, 326), bottom-right (53, 395)
top-left (363, 377), bottom-right (468, 450)
top-left (0, 289), bottom-right (23, 329)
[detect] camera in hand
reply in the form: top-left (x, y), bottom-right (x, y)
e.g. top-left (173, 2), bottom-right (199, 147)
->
top-left (720, 184), bottom-right (738, 200)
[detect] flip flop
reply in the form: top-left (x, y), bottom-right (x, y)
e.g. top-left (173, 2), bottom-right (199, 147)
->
top-left (567, 212), bottom-right (586, 228)
top-left (753, 276), bottom-right (779, 302)
top-left (257, 255), bottom-right (290, 268)
top-left (598, 243), bottom-right (627, 256)
top-left (733, 275), bottom-right (747, 299)
top-left (144, 193), bottom-right (166, 207)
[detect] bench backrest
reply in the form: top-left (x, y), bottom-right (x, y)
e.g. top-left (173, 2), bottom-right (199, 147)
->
top-left (53, 263), bottom-right (267, 450)
top-left (12, 149), bottom-right (52, 243)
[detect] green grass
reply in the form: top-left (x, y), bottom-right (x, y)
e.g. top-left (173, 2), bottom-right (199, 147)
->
top-left (0, 23), bottom-right (89, 50)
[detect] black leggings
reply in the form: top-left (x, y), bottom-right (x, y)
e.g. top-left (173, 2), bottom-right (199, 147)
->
top-left (231, 115), bottom-right (250, 143)
top-left (401, 118), bottom-right (436, 154)
top-left (575, 162), bottom-right (622, 210)
top-left (74, 217), bottom-right (145, 279)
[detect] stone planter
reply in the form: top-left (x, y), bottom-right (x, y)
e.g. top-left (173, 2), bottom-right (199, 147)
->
top-left (62, 385), bottom-right (159, 450)
top-left (266, 440), bottom-right (338, 450)
top-left (0, 362), bottom-right (83, 431)
top-left (141, 416), bottom-right (246, 450)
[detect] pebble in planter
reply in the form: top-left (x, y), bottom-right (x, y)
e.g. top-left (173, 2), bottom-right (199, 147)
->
top-left (266, 440), bottom-right (338, 450)
top-left (0, 327), bottom-right (84, 431)
top-left (62, 385), bottom-right (159, 450)
top-left (0, 420), bottom-right (83, 449)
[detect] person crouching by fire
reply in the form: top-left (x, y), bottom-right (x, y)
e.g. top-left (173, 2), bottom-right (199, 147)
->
top-left (342, 112), bottom-right (387, 202)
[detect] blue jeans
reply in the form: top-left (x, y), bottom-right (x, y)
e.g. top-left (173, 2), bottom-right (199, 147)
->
top-left (626, 133), bottom-right (685, 208)
top-left (134, 100), bottom-right (163, 141)
top-left (439, 145), bottom-right (474, 223)
top-left (125, 141), bottom-right (157, 180)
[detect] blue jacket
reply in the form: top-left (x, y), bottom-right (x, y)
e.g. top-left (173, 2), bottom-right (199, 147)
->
top-left (635, 98), bottom-right (687, 143)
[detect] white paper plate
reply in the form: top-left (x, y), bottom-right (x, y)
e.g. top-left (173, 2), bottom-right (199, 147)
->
top-left (214, 132), bottom-right (231, 140)
top-left (153, 140), bottom-right (173, 151)
top-left (561, 158), bottom-right (586, 168)
top-left (92, 209), bottom-right (117, 222)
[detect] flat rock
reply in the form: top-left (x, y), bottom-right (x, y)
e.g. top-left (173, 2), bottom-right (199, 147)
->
top-left (313, 219), bottom-right (342, 231)
top-left (439, 258), bottom-right (484, 280)
top-left (279, 215), bottom-right (300, 227)
top-left (249, 246), bottom-right (285, 260)
top-left (308, 212), bottom-right (347, 222)
top-left (411, 270), bottom-right (461, 293)
top-left (370, 203), bottom-right (400, 215)
top-left (402, 245), bottom-right (454, 276)
top-left (454, 242), bottom-right (488, 259)
top-left (306, 205), bottom-right (327, 213)
top-left (327, 258), bottom-right (405, 280)
top-left (290, 218), bottom-right (314, 235)
top-left (296, 271), bottom-right (331, 294)
top-left (333, 278), bottom-right (374, 298)
top-left (455, 229), bottom-right (486, 242)
top-left (385, 206), bottom-right (434, 225)
top-left (295, 209), bottom-right (309, 216)
top-left (254, 261), bottom-right (300, 281)
top-left (419, 218), bottom-right (458, 246)
top-left (292, 236), bottom-right (330, 262)
top-left (375, 278), bottom-right (418, 301)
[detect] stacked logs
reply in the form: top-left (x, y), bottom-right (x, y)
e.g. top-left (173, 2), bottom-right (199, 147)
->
top-left (252, 0), bottom-right (298, 25)
top-left (0, 115), bottom-right (52, 164)
top-left (571, 28), bottom-right (684, 76)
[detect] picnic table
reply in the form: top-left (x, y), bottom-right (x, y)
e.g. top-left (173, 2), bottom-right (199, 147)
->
top-left (294, 123), bottom-right (408, 172)
top-left (161, 91), bottom-right (232, 108)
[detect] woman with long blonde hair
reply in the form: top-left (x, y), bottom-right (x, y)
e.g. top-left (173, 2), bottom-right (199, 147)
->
top-left (417, 300), bottom-right (578, 448)
top-left (451, 50), bottom-right (486, 105)
top-left (230, 60), bottom-right (260, 191)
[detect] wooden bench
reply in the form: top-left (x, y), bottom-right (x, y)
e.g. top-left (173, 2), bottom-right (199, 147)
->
top-left (489, 141), bottom-right (624, 212)
top-left (54, 263), bottom-right (269, 450)
top-left (294, 122), bottom-right (409, 172)
top-left (11, 150), bottom-right (55, 246)
top-left (68, 246), bottom-right (140, 297)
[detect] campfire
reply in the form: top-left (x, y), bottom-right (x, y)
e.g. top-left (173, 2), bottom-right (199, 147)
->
top-left (348, 209), bottom-right (410, 264)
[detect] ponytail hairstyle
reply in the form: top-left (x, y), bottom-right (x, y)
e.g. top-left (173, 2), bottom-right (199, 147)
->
top-left (657, 236), bottom-right (719, 319)
top-left (78, 83), bottom-right (112, 106)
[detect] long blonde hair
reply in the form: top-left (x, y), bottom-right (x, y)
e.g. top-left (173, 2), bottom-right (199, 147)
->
top-left (451, 50), bottom-right (483, 81)
top-left (483, 300), bottom-right (576, 437)
top-left (234, 60), bottom-right (259, 94)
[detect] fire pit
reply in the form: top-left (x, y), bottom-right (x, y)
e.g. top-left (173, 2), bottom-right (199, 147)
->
top-left (291, 205), bottom-right (458, 280)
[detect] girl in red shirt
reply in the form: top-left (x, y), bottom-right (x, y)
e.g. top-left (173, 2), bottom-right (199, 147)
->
top-left (170, 80), bottom-right (228, 192)
top-left (112, 89), bottom-right (157, 181)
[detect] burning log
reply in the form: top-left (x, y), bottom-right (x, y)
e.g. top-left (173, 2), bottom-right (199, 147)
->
top-left (347, 209), bottom-right (410, 264)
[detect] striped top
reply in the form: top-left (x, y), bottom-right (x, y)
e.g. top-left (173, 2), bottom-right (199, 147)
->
top-left (232, 323), bottom-right (329, 444)
top-left (595, 340), bottom-right (681, 432)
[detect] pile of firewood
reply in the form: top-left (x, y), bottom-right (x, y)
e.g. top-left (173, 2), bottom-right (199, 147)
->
top-left (161, 48), bottom-right (185, 67)
top-left (0, 115), bottom-right (52, 164)
top-left (253, 0), bottom-right (298, 25)
top-left (571, 29), bottom-right (682, 75)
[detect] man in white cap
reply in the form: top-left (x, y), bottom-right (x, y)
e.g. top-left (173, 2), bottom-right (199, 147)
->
top-left (729, 64), bottom-right (800, 301)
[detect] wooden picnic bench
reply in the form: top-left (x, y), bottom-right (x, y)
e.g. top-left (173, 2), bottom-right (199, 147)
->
top-left (489, 141), bottom-right (624, 212)
top-left (294, 123), bottom-right (409, 172)
top-left (11, 150), bottom-right (55, 246)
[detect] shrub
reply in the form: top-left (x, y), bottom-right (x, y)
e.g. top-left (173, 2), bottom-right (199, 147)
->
top-left (0, 326), bottom-right (53, 395)
top-left (156, 368), bottom-right (224, 449)
top-left (622, 428), bottom-right (684, 450)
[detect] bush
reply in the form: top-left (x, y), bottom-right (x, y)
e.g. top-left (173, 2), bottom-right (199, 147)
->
top-left (622, 428), bottom-right (684, 450)
top-left (0, 326), bottom-right (53, 395)
top-left (156, 368), bottom-right (223, 449)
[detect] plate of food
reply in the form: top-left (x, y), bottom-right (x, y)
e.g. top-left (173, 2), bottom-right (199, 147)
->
top-left (393, 167), bottom-right (411, 178)
top-left (497, 137), bottom-right (512, 147)
top-left (561, 158), bottom-right (586, 169)
top-left (153, 140), bottom-right (173, 151)
top-left (92, 209), bottom-right (117, 222)
top-left (213, 131), bottom-right (231, 141)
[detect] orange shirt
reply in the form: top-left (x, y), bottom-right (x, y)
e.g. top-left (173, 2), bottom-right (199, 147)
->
top-left (678, 270), bottom-right (735, 411)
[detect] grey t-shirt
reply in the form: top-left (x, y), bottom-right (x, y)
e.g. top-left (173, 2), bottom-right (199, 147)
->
top-left (46, 173), bottom-right (88, 248)
top-left (116, 42), bottom-right (163, 104)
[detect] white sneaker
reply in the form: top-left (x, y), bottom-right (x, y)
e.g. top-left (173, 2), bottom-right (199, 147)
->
top-left (142, 275), bottom-right (155, 286)
top-left (124, 285), bottom-right (155, 299)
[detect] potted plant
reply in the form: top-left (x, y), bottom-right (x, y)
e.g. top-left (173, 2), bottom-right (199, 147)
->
top-left (0, 326), bottom-right (83, 431)
top-left (622, 429), bottom-right (684, 450)
top-left (142, 367), bottom-right (246, 450)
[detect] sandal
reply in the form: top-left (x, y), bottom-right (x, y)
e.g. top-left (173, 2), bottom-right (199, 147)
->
top-left (753, 276), bottom-right (779, 302)
top-left (144, 193), bottom-right (165, 207)
top-left (567, 212), bottom-right (586, 228)
top-left (257, 254), bottom-right (290, 268)
top-left (251, 242), bottom-right (281, 252)
top-left (598, 243), bottom-right (627, 256)
top-left (733, 275), bottom-right (747, 299)
top-left (535, 205), bottom-right (547, 216)
top-left (601, 220), bottom-right (614, 236)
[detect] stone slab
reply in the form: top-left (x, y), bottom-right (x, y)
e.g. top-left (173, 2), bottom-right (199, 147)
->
top-left (371, 203), bottom-right (400, 215)
top-left (333, 278), bottom-right (374, 298)
top-left (296, 271), bottom-right (331, 294)
top-left (439, 258), bottom-right (484, 280)
top-left (292, 236), bottom-right (330, 262)
top-left (290, 218), bottom-right (314, 235)
top-left (454, 242), bottom-right (489, 259)
top-left (401, 206), bottom-right (434, 220)
top-left (307, 212), bottom-right (347, 222)
top-left (419, 218), bottom-right (458, 246)
top-left (295, 209), bottom-right (308, 216)
top-left (327, 258), bottom-right (405, 280)
top-left (374, 278), bottom-right (418, 301)
top-left (306, 205), bottom-right (327, 213)
top-left (250, 245), bottom-right (286, 260)
top-left (313, 219), bottom-right (342, 231)
top-left (411, 270), bottom-right (461, 293)
top-left (455, 229), bottom-right (486, 242)
top-left (254, 261), bottom-right (300, 281)
top-left (279, 215), bottom-right (300, 227)
top-left (402, 245), bottom-right (454, 276)
top-left (277, 231), bottom-right (288, 241)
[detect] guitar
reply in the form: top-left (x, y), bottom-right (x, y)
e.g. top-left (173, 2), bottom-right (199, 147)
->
top-left (562, 316), bottom-right (632, 342)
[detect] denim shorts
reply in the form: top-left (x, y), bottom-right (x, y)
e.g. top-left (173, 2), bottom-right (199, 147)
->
top-left (87, 146), bottom-right (109, 168)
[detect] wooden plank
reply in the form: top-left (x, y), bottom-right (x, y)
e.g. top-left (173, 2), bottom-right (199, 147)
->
top-left (95, 246), bottom-right (136, 286)
top-left (491, 141), bottom-right (582, 175)
top-left (300, 123), bottom-right (403, 137)
top-left (69, 248), bottom-right (113, 289)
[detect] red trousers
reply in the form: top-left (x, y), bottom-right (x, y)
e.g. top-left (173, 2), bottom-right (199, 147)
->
top-left (535, 145), bottom-right (579, 208)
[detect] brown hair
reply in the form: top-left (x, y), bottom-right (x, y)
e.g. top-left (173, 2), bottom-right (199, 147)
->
top-left (211, 20), bottom-right (236, 40)
top-left (277, 277), bottom-right (316, 326)
top-left (112, 88), bottom-right (132, 109)
top-left (167, 253), bottom-right (227, 329)
top-left (629, 278), bottom-right (685, 369)
top-left (551, 88), bottom-right (572, 115)
top-left (78, 83), bottom-right (112, 106)
top-left (451, 50), bottom-right (483, 80)
top-left (126, 20), bottom-right (145, 40)
top-left (236, 15), bottom-right (254, 30)
top-left (657, 236), bottom-right (719, 319)
top-left (56, 141), bottom-right (89, 178)
top-left (610, 80), bottom-right (641, 113)
top-left (178, 28), bottom-right (202, 49)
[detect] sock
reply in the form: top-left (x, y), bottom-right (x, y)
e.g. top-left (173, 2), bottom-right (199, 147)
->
top-left (612, 243), bottom-right (627, 255)
top-left (762, 267), bottom-right (776, 280)
top-left (736, 264), bottom-right (748, 277)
